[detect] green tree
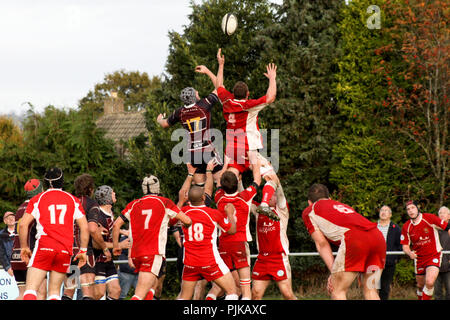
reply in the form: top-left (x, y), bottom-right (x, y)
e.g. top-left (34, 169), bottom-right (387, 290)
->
top-left (254, 0), bottom-right (344, 274)
top-left (330, 0), bottom-right (408, 218)
top-left (79, 70), bottom-right (162, 116)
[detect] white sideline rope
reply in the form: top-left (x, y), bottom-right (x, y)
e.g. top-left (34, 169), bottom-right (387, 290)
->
top-left (113, 251), bottom-right (450, 264)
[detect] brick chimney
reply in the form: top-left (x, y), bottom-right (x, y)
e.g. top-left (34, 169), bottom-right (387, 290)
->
top-left (103, 91), bottom-right (125, 115)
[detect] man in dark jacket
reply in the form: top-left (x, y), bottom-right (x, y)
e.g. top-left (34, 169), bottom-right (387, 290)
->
top-left (0, 211), bottom-right (16, 277)
top-left (435, 206), bottom-right (450, 300)
top-left (376, 205), bottom-right (402, 300)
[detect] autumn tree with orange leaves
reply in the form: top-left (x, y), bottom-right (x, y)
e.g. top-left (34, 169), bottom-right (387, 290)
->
top-left (377, 0), bottom-right (449, 206)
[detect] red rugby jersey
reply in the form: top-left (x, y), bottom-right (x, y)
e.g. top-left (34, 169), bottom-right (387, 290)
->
top-left (181, 205), bottom-right (231, 266)
top-left (25, 189), bottom-right (85, 255)
top-left (302, 199), bottom-right (377, 246)
top-left (217, 86), bottom-right (268, 152)
top-left (215, 184), bottom-right (257, 243)
top-left (253, 188), bottom-right (290, 255)
top-left (400, 213), bottom-right (449, 258)
top-left (123, 195), bottom-right (180, 257)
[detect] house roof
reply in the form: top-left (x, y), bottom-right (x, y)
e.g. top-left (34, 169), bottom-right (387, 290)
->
top-left (96, 111), bottom-right (148, 142)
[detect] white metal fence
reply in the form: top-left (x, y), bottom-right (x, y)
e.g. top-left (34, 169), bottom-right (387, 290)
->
top-left (113, 251), bottom-right (450, 264)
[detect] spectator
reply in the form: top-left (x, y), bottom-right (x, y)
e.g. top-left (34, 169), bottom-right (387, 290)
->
top-left (10, 179), bottom-right (47, 300)
top-left (376, 205), bottom-right (402, 300)
top-left (118, 231), bottom-right (138, 300)
top-left (0, 211), bottom-right (16, 277)
top-left (435, 206), bottom-right (450, 300)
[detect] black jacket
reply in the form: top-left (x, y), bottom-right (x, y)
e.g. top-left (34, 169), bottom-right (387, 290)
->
top-left (438, 229), bottom-right (450, 273)
top-left (385, 222), bottom-right (402, 266)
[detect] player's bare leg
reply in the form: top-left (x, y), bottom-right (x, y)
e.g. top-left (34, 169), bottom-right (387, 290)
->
top-left (133, 271), bottom-right (158, 300)
top-left (330, 271), bottom-right (358, 300)
top-left (252, 280), bottom-right (270, 300)
top-left (106, 277), bottom-right (121, 299)
top-left (80, 273), bottom-right (95, 299)
top-left (93, 278), bottom-right (106, 299)
top-left (213, 272), bottom-right (239, 299)
top-left (421, 266), bottom-right (440, 300)
top-left (251, 154), bottom-right (280, 221)
top-left (237, 266), bottom-right (252, 299)
top-left (277, 278), bottom-right (298, 300)
top-left (416, 274), bottom-right (425, 299)
top-left (361, 270), bottom-right (382, 300)
top-left (23, 267), bottom-right (48, 300)
top-left (46, 271), bottom-right (67, 300)
top-left (193, 173), bottom-right (206, 186)
top-left (193, 279), bottom-right (208, 300)
top-left (177, 280), bottom-right (198, 300)
top-left (205, 281), bottom-right (223, 300)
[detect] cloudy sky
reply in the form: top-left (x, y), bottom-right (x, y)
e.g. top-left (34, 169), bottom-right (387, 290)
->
top-left (0, 1), bottom-right (280, 116)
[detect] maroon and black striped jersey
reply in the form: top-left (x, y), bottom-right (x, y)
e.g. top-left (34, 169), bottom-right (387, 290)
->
top-left (11, 200), bottom-right (37, 270)
top-left (167, 93), bottom-right (219, 152)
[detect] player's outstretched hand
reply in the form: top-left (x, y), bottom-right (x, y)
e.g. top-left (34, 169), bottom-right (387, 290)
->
top-left (186, 163), bottom-right (197, 176)
top-left (113, 247), bottom-right (122, 257)
top-left (217, 48), bottom-right (225, 65)
top-left (128, 257), bottom-right (135, 269)
top-left (207, 158), bottom-right (219, 172)
top-left (20, 247), bottom-right (32, 264)
top-left (103, 248), bottom-right (112, 262)
top-left (195, 65), bottom-right (209, 74)
top-left (264, 63), bottom-right (277, 80)
top-left (74, 252), bottom-right (87, 269)
top-left (157, 113), bottom-right (166, 123)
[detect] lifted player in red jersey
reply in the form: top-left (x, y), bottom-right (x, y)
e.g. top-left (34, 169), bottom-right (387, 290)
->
top-left (302, 183), bottom-right (386, 300)
top-left (196, 48), bottom-right (280, 222)
top-left (251, 182), bottom-right (297, 300)
top-left (19, 168), bottom-right (89, 300)
top-left (112, 189), bottom-right (191, 300)
top-left (401, 200), bottom-right (450, 300)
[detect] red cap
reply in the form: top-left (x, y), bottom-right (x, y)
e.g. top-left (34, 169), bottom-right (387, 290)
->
top-left (24, 179), bottom-right (41, 191)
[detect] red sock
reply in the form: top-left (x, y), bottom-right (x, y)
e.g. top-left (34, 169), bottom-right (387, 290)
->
top-left (417, 290), bottom-right (423, 300)
top-left (23, 290), bottom-right (37, 300)
top-left (422, 287), bottom-right (433, 300)
top-left (205, 294), bottom-right (216, 300)
top-left (145, 289), bottom-right (154, 300)
top-left (131, 295), bottom-right (141, 300)
top-left (422, 292), bottom-right (432, 300)
top-left (261, 184), bottom-right (275, 205)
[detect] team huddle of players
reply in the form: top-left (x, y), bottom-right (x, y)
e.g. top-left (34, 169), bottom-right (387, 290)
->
top-left (13, 49), bottom-right (450, 301)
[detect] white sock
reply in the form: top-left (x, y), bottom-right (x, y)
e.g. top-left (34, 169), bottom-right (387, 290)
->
top-left (225, 294), bottom-right (239, 300)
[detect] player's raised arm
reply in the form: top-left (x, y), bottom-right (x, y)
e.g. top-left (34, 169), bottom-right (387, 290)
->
top-left (156, 113), bottom-right (170, 128)
top-left (112, 216), bottom-right (126, 256)
top-left (177, 164), bottom-right (197, 208)
top-left (224, 203), bottom-right (237, 235)
top-left (195, 65), bottom-right (219, 92)
top-left (264, 63), bottom-right (277, 104)
top-left (175, 210), bottom-right (192, 228)
top-left (216, 48), bottom-right (225, 88)
top-left (205, 159), bottom-right (218, 198)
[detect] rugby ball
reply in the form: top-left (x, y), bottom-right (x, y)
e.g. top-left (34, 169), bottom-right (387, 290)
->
top-left (221, 13), bottom-right (238, 35)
